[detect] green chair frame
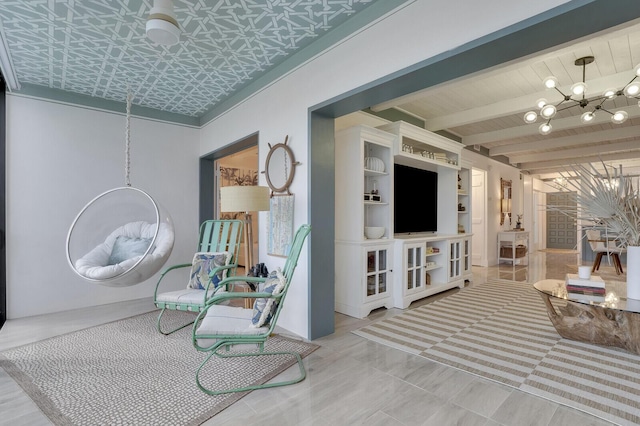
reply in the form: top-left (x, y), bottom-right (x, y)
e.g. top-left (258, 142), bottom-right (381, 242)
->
top-left (191, 224), bottom-right (311, 395)
top-left (154, 219), bottom-right (244, 335)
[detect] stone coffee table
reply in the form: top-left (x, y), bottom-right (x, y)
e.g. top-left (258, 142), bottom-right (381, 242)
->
top-left (534, 279), bottom-right (640, 354)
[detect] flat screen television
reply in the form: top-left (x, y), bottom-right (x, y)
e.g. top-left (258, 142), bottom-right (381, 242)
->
top-left (394, 163), bottom-right (437, 234)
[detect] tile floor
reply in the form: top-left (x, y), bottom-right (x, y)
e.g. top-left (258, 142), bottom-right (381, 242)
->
top-left (0, 250), bottom-right (625, 425)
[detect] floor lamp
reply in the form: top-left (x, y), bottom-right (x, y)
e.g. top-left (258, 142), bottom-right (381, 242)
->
top-left (220, 185), bottom-right (271, 272)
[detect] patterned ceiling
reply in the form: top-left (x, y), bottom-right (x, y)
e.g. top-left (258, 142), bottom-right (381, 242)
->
top-left (0, 0), bottom-right (382, 123)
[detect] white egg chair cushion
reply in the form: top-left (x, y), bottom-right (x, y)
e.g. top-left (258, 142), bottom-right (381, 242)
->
top-left (75, 221), bottom-right (174, 281)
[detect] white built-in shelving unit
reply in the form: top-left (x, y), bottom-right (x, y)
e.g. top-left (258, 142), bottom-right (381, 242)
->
top-left (335, 121), bottom-right (473, 318)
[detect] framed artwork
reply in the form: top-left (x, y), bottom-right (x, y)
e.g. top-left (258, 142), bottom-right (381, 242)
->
top-left (267, 195), bottom-right (294, 257)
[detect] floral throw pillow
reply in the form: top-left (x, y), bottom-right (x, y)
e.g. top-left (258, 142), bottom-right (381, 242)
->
top-left (187, 252), bottom-right (232, 290)
top-left (251, 268), bottom-right (286, 327)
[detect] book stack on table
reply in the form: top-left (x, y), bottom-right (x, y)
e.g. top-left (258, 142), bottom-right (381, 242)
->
top-left (565, 274), bottom-right (605, 302)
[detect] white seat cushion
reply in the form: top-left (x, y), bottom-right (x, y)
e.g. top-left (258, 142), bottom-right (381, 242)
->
top-left (155, 288), bottom-right (214, 309)
top-left (195, 305), bottom-right (269, 348)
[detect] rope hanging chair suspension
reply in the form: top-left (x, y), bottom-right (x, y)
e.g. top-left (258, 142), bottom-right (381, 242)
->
top-left (66, 90), bottom-right (175, 287)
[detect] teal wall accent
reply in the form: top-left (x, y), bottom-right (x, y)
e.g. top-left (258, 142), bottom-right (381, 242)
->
top-left (362, 108), bottom-right (425, 128)
top-left (309, 111), bottom-right (336, 339)
top-left (16, 84), bottom-right (200, 127)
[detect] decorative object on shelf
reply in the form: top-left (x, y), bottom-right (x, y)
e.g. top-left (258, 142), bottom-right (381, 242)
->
top-left (263, 135), bottom-right (300, 196)
top-left (220, 185), bottom-right (270, 269)
top-left (500, 178), bottom-right (512, 227)
top-left (364, 157), bottom-right (385, 172)
top-left (458, 174), bottom-right (462, 190)
top-left (146, 0), bottom-right (180, 46)
top-left (364, 193), bottom-right (381, 202)
top-left (364, 226), bottom-right (385, 240)
top-left (524, 56), bottom-right (640, 135)
top-left (550, 161), bottom-right (640, 299)
top-left (515, 214), bottom-right (523, 229)
top-left (458, 203), bottom-right (465, 212)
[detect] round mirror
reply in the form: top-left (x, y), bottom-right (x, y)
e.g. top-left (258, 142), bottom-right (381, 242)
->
top-left (264, 140), bottom-right (297, 194)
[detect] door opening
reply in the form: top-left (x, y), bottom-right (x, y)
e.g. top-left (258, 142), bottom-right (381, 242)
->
top-left (199, 133), bottom-right (259, 273)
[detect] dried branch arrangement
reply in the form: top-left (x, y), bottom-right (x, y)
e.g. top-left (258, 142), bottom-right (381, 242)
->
top-left (549, 162), bottom-right (640, 248)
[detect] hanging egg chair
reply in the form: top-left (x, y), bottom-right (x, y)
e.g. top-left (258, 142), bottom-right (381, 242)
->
top-left (66, 92), bottom-right (175, 287)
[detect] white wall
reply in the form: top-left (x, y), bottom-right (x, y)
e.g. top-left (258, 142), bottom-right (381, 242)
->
top-left (6, 96), bottom-right (200, 318)
top-left (461, 150), bottom-right (522, 266)
top-left (199, 0), bottom-right (569, 338)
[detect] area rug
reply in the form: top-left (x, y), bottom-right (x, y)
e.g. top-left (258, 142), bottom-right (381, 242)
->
top-left (353, 279), bottom-right (640, 426)
top-left (0, 310), bottom-right (319, 425)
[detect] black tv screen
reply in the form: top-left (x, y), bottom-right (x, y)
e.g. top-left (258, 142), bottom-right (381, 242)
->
top-left (394, 163), bottom-right (437, 234)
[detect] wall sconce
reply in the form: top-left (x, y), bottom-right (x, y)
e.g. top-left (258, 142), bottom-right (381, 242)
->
top-left (500, 178), bottom-right (512, 226)
top-left (501, 198), bottom-right (511, 226)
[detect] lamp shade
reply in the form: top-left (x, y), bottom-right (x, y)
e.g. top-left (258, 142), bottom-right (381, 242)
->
top-left (220, 186), bottom-right (270, 213)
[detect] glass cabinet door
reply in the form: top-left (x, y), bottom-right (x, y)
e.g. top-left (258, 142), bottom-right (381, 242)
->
top-left (405, 244), bottom-right (423, 291)
top-left (366, 247), bottom-right (389, 297)
top-left (449, 240), bottom-right (461, 279)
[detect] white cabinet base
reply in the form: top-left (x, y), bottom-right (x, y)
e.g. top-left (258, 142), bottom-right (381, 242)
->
top-left (393, 235), bottom-right (467, 310)
top-left (395, 280), bottom-right (465, 309)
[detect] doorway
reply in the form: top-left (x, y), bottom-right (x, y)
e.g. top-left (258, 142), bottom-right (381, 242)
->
top-left (546, 192), bottom-right (577, 250)
top-left (216, 146), bottom-right (260, 268)
top-left (199, 133), bottom-right (259, 272)
top-left (471, 168), bottom-right (487, 266)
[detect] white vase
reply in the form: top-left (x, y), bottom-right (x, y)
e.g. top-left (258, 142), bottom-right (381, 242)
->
top-left (627, 245), bottom-right (640, 300)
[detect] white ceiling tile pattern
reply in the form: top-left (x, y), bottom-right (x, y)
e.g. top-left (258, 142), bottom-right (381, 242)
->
top-left (0, 0), bottom-right (373, 117)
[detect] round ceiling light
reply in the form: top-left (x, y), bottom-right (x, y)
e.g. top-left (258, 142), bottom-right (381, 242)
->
top-left (146, 0), bottom-right (180, 46)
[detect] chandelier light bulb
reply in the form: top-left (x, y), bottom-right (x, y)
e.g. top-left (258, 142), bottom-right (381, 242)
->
top-left (535, 98), bottom-right (547, 109)
top-left (580, 111), bottom-right (595, 123)
top-left (540, 104), bottom-right (557, 119)
top-left (603, 88), bottom-right (617, 99)
top-left (623, 82), bottom-right (640, 97)
top-left (570, 82), bottom-right (587, 96)
top-left (611, 110), bottom-right (628, 124)
top-left (543, 76), bottom-right (558, 89)
top-left (523, 111), bottom-right (538, 124)
top-left (634, 64), bottom-right (640, 77)
top-left (539, 123), bottom-right (552, 135)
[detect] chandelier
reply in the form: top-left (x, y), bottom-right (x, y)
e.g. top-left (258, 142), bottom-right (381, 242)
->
top-left (523, 56), bottom-right (640, 135)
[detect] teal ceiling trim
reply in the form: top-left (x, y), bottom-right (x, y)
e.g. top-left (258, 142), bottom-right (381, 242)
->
top-left (199, 0), bottom-right (413, 126)
top-left (17, 84), bottom-right (199, 127)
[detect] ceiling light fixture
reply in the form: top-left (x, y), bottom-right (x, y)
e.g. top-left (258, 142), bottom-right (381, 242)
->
top-left (524, 56), bottom-right (640, 135)
top-left (146, 0), bottom-right (180, 46)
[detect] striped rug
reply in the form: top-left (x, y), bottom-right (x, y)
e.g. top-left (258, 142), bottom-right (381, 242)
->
top-left (352, 280), bottom-right (640, 426)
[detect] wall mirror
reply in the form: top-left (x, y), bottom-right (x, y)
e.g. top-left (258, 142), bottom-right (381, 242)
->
top-left (500, 178), bottom-right (512, 225)
top-left (263, 135), bottom-right (299, 195)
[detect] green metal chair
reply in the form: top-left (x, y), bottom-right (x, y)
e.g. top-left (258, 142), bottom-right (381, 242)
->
top-left (191, 224), bottom-right (311, 395)
top-left (154, 220), bottom-right (244, 335)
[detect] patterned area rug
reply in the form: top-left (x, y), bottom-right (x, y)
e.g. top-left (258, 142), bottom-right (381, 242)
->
top-left (353, 280), bottom-right (640, 426)
top-left (0, 310), bottom-right (318, 425)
